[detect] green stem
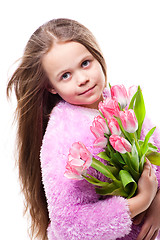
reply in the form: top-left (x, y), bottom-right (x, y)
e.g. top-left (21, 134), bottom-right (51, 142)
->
top-left (133, 133), bottom-right (141, 156)
top-left (126, 151), bottom-right (132, 160)
top-left (122, 152), bottom-right (140, 181)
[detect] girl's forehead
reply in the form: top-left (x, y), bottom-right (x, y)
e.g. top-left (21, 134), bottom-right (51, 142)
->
top-left (45, 41), bottom-right (91, 61)
top-left (42, 41), bottom-right (93, 78)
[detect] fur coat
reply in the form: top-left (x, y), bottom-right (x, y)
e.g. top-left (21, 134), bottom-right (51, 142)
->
top-left (40, 100), bottom-right (160, 240)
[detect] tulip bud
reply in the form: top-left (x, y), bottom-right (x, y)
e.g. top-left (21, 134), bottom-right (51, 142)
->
top-left (108, 117), bottom-right (121, 135)
top-left (93, 136), bottom-right (108, 148)
top-left (128, 85), bottom-right (138, 102)
top-left (111, 84), bottom-right (128, 109)
top-left (64, 142), bottom-right (92, 180)
top-left (109, 135), bottom-right (132, 154)
top-left (119, 109), bottom-right (138, 133)
top-left (98, 98), bottom-right (120, 120)
top-left (90, 115), bottom-right (109, 138)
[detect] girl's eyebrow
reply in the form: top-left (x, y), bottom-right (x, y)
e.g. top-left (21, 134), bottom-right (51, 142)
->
top-left (56, 69), bottom-right (70, 79)
top-left (80, 54), bottom-right (93, 61)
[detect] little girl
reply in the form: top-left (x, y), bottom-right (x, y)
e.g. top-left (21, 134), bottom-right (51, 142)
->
top-left (7, 18), bottom-right (160, 240)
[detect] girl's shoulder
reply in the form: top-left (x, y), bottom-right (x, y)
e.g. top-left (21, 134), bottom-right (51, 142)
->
top-left (42, 101), bottom-right (100, 154)
top-left (40, 101), bottom-right (101, 175)
top-left (49, 100), bottom-right (99, 123)
top-left (44, 101), bottom-right (99, 139)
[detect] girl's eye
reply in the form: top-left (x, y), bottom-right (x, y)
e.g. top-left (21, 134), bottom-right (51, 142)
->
top-left (61, 72), bottom-right (71, 80)
top-left (81, 60), bottom-right (90, 68)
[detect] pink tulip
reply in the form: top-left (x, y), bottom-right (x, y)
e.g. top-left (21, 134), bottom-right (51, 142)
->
top-left (64, 142), bottom-right (92, 180)
top-left (111, 84), bottom-right (128, 109)
top-left (90, 116), bottom-right (109, 148)
top-left (90, 115), bottom-right (109, 138)
top-left (98, 98), bottom-right (120, 120)
top-left (108, 117), bottom-right (121, 135)
top-left (93, 136), bottom-right (108, 148)
top-left (109, 135), bottom-right (132, 154)
top-left (119, 109), bottom-right (138, 133)
top-left (128, 85), bottom-right (138, 102)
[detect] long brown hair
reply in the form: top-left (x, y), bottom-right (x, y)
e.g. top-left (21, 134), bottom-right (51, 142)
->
top-left (7, 18), bottom-right (107, 239)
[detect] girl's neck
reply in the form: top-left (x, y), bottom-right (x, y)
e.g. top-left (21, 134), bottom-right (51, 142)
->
top-left (79, 94), bottom-right (104, 110)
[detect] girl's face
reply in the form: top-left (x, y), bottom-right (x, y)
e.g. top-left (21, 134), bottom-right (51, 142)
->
top-left (42, 41), bottom-right (106, 109)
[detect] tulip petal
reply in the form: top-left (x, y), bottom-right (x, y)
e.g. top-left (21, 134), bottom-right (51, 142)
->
top-left (64, 142), bottom-right (92, 180)
top-left (111, 84), bottom-right (128, 109)
top-left (109, 135), bottom-right (132, 154)
top-left (119, 109), bottom-right (138, 133)
top-left (93, 137), bottom-right (108, 148)
top-left (71, 158), bottom-right (85, 167)
top-left (64, 170), bottom-right (84, 180)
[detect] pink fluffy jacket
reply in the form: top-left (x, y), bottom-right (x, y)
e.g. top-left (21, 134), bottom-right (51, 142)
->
top-left (40, 100), bottom-right (160, 240)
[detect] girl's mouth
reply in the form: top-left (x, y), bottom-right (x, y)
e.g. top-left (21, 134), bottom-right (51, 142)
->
top-left (79, 85), bottom-right (96, 95)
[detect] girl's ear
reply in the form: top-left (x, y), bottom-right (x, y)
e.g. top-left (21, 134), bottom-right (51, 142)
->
top-left (48, 88), bottom-right (57, 94)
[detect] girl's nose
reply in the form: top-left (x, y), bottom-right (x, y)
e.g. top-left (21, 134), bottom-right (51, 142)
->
top-left (77, 72), bottom-right (89, 86)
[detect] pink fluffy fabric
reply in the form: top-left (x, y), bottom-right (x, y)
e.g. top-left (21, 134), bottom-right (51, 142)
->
top-left (40, 101), bottom-right (160, 240)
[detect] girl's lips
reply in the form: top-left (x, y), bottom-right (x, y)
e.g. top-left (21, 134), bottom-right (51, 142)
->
top-left (79, 85), bottom-right (96, 95)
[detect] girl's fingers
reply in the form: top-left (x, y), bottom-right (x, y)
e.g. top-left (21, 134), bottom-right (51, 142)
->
top-left (144, 158), bottom-right (156, 178)
top-left (151, 230), bottom-right (159, 240)
top-left (137, 224), bottom-right (159, 240)
top-left (136, 224), bottom-right (151, 240)
top-left (143, 158), bottom-right (151, 176)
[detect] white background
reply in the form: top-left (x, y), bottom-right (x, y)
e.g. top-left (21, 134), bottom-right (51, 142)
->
top-left (1, 0), bottom-right (160, 239)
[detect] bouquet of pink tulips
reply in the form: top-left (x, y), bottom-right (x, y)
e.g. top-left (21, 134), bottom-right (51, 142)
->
top-left (64, 85), bottom-right (160, 198)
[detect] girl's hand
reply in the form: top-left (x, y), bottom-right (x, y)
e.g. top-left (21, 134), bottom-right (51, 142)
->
top-left (135, 189), bottom-right (160, 240)
top-left (137, 159), bottom-right (158, 205)
top-left (128, 159), bottom-right (158, 218)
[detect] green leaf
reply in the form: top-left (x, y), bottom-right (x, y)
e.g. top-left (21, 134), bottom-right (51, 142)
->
top-left (118, 102), bottom-right (123, 111)
top-left (104, 118), bottom-right (111, 134)
top-left (134, 86), bottom-right (146, 139)
top-left (112, 152), bottom-right (125, 164)
top-left (138, 140), bottom-right (143, 146)
top-left (83, 175), bottom-right (110, 187)
top-left (122, 153), bottom-right (140, 181)
top-left (97, 151), bottom-right (111, 162)
top-left (95, 181), bottom-right (128, 198)
top-left (146, 152), bottom-right (160, 166)
top-left (114, 116), bottom-right (132, 143)
top-left (86, 174), bottom-right (102, 183)
top-left (128, 91), bottom-right (138, 109)
top-left (141, 127), bottom-right (156, 155)
top-left (139, 154), bottom-right (145, 173)
top-left (99, 110), bottom-right (105, 119)
top-left (147, 142), bottom-right (158, 152)
top-left (107, 143), bottom-right (115, 154)
top-left (139, 140), bottom-right (158, 155)
top-left (119, 170), bottom-right (137, 198)
top-left (131, 141), bottom-right (139, 172)
top-left (91, 157), bottom-right (118, 181)
top-left (109, 151), bottom-right (124, 169)
top-left (106, 165), bottom-right (120, 178)
top-left (95, 182), bottom-right (118, 195)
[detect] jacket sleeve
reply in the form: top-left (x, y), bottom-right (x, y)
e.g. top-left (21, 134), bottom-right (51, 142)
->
top-left (40, 102), bottom-right (132, 240)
